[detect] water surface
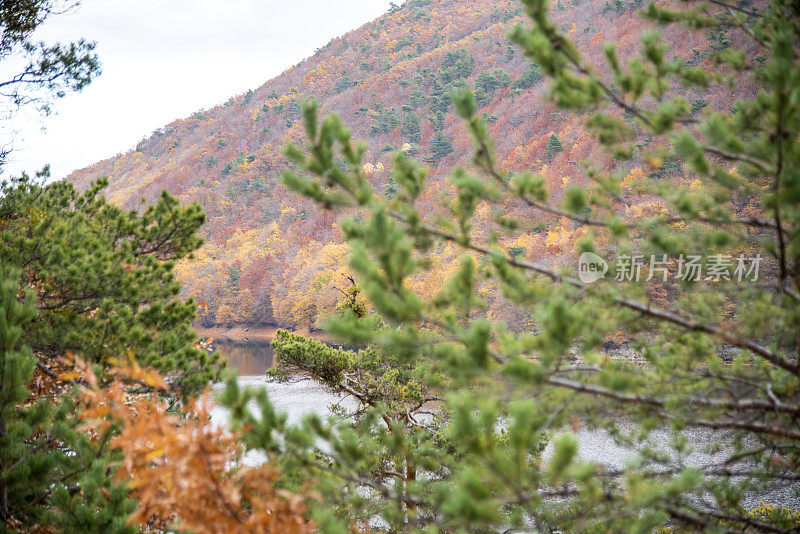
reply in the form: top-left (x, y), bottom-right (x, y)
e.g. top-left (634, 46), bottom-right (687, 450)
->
top-left (209, 342), bottom-right (798, 508)
top-left (214, 341), bottom-right (274, 375)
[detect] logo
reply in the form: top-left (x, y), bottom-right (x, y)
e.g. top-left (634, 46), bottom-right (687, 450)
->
top-left (578, 252), bottom-right (608, 283)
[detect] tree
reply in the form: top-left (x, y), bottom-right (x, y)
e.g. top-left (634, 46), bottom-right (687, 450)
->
top-left (427, 77), bottom-right (452, 115)
top-left (225, 0), bottom-right (800, 529)
top-left (79, 362), bottom-right (311, 534)
top-left (408, 83), bottom-right (426, 108)
top-left (474, 68), bottom-right (510, 107)
top-left (0, 172), bottom-right (219, 392)
top-left (369, 106), bottom-right (400, 136)
top-left (425, 130), bottom-right (453, 165)
top-left (0, 1), bottom-right (100, 163)
top-left (510, 61), bottom-right (543, 93)
top-left (545, 132), bottom-right (563, 157)
top-left (335, 73), bottom-right (354, 93)
top-left (400, 110), bottom-right (421, 143)
top-left (264, 287), bottom-right (447, 531)
top-left (0, 173), bottom-right (221, 528)
top-left (440, 48), bottom-right (475, 82)
top-left (0, 266), bottom-right (138, 531)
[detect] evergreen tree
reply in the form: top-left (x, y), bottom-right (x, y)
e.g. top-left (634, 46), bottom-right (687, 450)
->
top-left (427, 77), bottom-right (451, 114)
top-left (439, 48), bottom-right (475, 82)
top-left (510, 62), bottom-right (544, 93)
top-left (546, 132), bottom-right (563, 157)
top-left (400, 111), bottom-right (421, 143)
top-left (0, 267), bottom-right (138, 530)
top-left (369, 106), bottom-right (400, 136)
top-left (335, 73), bottom-right (354, 93)
top-left (0, 267), bottom-right (41, 523)
top-left (223, 0), bottom-right (800, 531)
top-left (474, 69), bottom-right (511, 107)
top-left (0, 3), bottom-right (222, 530)
top-left (0, 173), bottom-right (218, 528)
top-left (408, 83), bottom-right (426, 108)
top-left (425, 131), bottom-right (453, 165)
top-left (385, 176), bottom-right (399, 199)
top-left (0, 172), bottom-right (219, 393)
top-left (427, 110), bottom-right (444, 131)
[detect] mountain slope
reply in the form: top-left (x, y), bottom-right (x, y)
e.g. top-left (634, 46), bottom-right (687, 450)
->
top-left (68, 0), bottom-right (723, 329)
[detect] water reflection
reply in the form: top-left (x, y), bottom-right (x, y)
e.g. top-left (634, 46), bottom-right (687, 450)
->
top-left (214, 342), bottom-right (274, 376)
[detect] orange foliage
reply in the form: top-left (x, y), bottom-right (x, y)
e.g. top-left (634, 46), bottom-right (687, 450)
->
top-left (79, 362), bottom-right (312, 534)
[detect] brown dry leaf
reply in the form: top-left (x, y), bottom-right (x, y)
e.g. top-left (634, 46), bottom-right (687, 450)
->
top-left (78, 362), bottom-right (313, 533)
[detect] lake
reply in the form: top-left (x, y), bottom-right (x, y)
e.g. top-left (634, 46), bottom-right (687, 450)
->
top-left (208, 342), bottom-right (800, 509)
top-left (214, 341), bottom-right (274, 375)
top-left (209, 374), bottom-right (799, 509)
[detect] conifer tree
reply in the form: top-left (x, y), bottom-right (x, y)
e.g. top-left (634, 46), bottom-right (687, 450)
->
top-left (0, 172), bottom-right (219, 393)
top-left (0, 267), bottom-right (138, 530)
top-left (0, 3), bottom-right (222, 529)
top-left (545, 132), bottom-right (563, 157)
top-left (400, 111), bottom-right (421, 143)
top-left (426, 131), bottom-right (454, 165)
top-left (264, 282), bottom-right (448, 528)
top-left (511, 61), bottom-right (544, 93)
top-left (222, 0), bottom-right (800, 531)
top-left (0, 174), bottom-right (218, 528)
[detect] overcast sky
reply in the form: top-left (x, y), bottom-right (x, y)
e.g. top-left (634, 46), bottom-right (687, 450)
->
top-left (1, 0), bottom-right (391, 179)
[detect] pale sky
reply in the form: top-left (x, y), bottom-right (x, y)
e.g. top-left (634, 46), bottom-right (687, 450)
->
top-left (1, 0), bottom-right (392, 179)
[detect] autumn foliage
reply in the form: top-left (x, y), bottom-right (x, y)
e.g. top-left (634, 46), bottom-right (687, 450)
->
top-left (78, 362), bottom-right (311, 534)
top-left (66, 0), bottom-right (724, 332)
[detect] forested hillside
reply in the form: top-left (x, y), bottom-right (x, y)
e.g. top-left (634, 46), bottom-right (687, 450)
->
top-left (67, 0), bottom-right (743, 329)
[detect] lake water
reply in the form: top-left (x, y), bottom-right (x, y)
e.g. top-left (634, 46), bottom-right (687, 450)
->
top-left (210, 341), bottom-right (798, 508)
top-left (210, 375), bottom-right (798, 508)
top-left (214, 341), bottom-right (274, 375)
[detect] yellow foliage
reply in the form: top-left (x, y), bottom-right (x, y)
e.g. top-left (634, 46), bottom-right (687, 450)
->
top-left (407, 245), bottom-right (462, 298)
top-left (747, 501), bottom-right (800, 527)
top-left (506, 232), bottom-right (539, 254)
top-left (625, 201), bottom-right (668, 221)
top-left (545, 226), bottom-right (571, 250)
top-left (621, 167), bottom-right (645, 192)
top-left (644, 151), bottom-right (663, 168)
top-left (273, 242), bottom-right (351, 329)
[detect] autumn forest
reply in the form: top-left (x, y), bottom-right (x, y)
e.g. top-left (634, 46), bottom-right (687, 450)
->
top-left (4, 0), bottom-right (800, 530)
top-left (69, 0), bottom-right (734, 332)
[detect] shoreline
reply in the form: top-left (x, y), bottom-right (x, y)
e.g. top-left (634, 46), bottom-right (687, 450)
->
top-left (194, 325), bottom-right (335, 344)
